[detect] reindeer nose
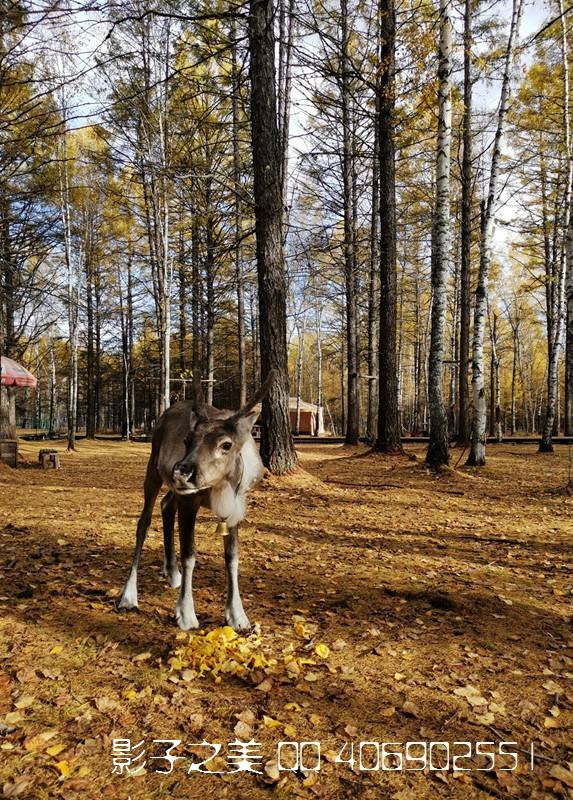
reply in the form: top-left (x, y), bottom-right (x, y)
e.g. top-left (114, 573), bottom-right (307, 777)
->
top-left (174, 462), bottom-right (195, 483)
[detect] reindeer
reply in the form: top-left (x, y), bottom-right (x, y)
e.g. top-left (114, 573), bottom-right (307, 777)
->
top-left (117, 371), bottom-right (276, 631)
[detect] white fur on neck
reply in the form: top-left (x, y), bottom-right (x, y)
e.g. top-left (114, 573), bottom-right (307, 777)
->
top-left (208, 438), bottom-right (263, 527)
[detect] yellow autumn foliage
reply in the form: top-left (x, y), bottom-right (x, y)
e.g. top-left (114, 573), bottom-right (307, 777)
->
top-left (167, 626), bottom-right (276, 682)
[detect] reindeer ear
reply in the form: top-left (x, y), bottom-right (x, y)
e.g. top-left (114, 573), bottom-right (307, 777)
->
top-left (229, 369), bottom-right (278, 424)
top-left (242, 410), bottom-right (260, 431)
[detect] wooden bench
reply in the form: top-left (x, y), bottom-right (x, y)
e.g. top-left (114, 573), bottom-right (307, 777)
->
top-left (39, 449), bottom-right (60, 469)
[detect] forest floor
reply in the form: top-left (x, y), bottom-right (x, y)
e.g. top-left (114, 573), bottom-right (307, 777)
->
top-left (0, 440), bottom-right (572, 800)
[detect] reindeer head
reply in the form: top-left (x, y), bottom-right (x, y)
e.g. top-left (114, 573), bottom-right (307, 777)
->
top-left (171, 371), bottom-right (277, 496)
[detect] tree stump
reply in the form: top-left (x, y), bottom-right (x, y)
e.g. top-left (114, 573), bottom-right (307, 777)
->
top-left (39, 449), bottom-right (60, 469)
top-left (0, 440), bottom-right (18, 468)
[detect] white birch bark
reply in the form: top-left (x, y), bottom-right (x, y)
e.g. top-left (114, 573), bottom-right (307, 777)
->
top-left (58, 125), bottom-right (81, 452)
top-left (426, 0), bottom-right (452, 467)
top-left (467, 0), bottom-right (523, 465)
top-left (315, 300), bottom-right (324, 436)
top-left (560, 0), bottom-right (573, 435)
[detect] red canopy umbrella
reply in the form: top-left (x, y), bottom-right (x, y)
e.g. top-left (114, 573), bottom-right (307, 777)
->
top-left (1, 356), bottom-right (37, 388)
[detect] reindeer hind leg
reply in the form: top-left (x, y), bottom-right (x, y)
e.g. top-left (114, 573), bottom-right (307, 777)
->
top-left (161, 491), bottom-right (181, 588)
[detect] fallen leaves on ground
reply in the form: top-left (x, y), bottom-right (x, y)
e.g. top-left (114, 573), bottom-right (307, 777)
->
top-left (0, 440), bottom-right (571, 800)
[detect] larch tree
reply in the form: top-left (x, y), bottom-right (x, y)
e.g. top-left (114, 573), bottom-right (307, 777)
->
top-left (339, 0), bottom-right (360, 445)
top-left (248, 0), bottom-right (297, 473)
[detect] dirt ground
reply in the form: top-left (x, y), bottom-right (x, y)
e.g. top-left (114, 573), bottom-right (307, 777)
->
top-left (0, 440), bottom-right (572, 800)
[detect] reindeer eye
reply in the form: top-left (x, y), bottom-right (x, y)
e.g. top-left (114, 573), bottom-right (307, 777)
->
top-left (221, 441), bottom-right (232, 451)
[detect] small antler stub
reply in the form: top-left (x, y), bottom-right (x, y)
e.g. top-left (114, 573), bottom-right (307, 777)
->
top-left (216, 521), bottom-right (229, 536)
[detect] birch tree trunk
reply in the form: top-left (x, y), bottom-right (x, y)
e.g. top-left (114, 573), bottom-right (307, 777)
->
top-left (376, 0), bottom-right (401, 453)
top-left (58, 128), bottom-right (80, 452)
top-left (178, 226), bottom-right (187, 375)
top-left (426, 0), bottom-right (452, 468)
top-left (85, 243), bottom-right (95, 439)
top-left (507, 301), bottom-right (521, 435)
top-left (49, 340), bottom-right (56, 437)
top-left (248, 0), bottom-right (297, 473)
top-left (541, 0), bottom-right (571, 450)
top-left (412, 273), bottom-right (422, 433)
top-left (467, 0), bottom-right (522, 466)
top-left (205, 171), bottom-right (215, 406)
top-left (118, 252), bottom-right (133, 439)
top-left (488, 308), bottom-right (502, 441)
top-left (315, 301), bottom-right (324, 436)
top-left (191, 210), bottom-right (201, 378)
top-left (458, 0), bottom-right (473, 445)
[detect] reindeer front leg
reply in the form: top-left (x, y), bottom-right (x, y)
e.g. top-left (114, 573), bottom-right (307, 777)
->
top-left (118, 470), bottom-right (161, 610)
top-left (161, 491), bottom-right (181, 588)
top-left (175, 498), bottom-right (199, 631)
top-left (224, 525), bottom-right (251, 632)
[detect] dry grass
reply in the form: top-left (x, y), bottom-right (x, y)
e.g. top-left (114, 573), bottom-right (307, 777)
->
top-left (0, 440), bottom-right (572, 799)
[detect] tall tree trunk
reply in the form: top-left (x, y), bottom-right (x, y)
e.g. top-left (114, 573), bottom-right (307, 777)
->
top-left (178, 226), bottom-right (187, 375)
top-left (49, 341), bottom-right (56, 437)
top-left (59, 131), bottom-right (80, 452)
top-left (278, 0), bottom-right (295, 241)
top-left (426, 0), bottom-right (452, 468)
top-left (0, 190), bottom-right (16, 441)
top-left (248, 0), bottom-right (297, 474)
top-left (205, 173), bottom-right (215, 405)
top-left (458, 0), bottom-right (473, 445)
top-left (367, 101), bottom-right (380, 441)
top-left (231, 19), bottom-right (247, 407)
top-left (340, 308), bottom-right (345, 434)
top-left (340, 0), bottom-right (359, 445)
top-left (449, 249), bottom-right (459, 434)
top-left (94, 262), bottom-right (102, 432)
top-left (376, 0), bottom-right (401, 453)
top-left (541, 0), bottom-right (571, 450)
top-left (118, 259), bottom-right (131, 439)
top-left (509, 309), bottom-right (519, 435)
top-left (489, 309), bottom-right (502, 441)
top-left (85, 249), bottom-right (96, 439)
top-left (467, 0), bottom-right (522, 466)
top-left (295, 316), bottom-right (305, 434)
top-left (250, 289), bottom-right (259, 387)
top-left (412, 273), bottom-right (422, 434)
top-left (191, 210), bottom-right (201, 379)
top-left (315, 301), bottom-right (324, 436)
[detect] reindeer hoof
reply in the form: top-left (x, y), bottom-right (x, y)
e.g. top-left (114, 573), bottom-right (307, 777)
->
top-left (117, 597), bottom-right (138, 612)
top-left (225, 607), bottom-right (251, 633)
top-left (168, 571), bottom-right (182, 589)
top-left (117, 584), bottom-right (138, 611)
top-left (175, 602), bottom-right (199, 631)
top-left (162, 563), bottom-right (182, 588)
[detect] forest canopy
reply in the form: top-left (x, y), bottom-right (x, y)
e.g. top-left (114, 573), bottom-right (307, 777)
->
top-left (0, 0), bottom-right (571, 467)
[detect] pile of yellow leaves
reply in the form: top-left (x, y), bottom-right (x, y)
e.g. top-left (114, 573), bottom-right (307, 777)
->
top-left (166, 623), bottom-right (333, 685)
top-left (167, 626), bottom-right (276, 683)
